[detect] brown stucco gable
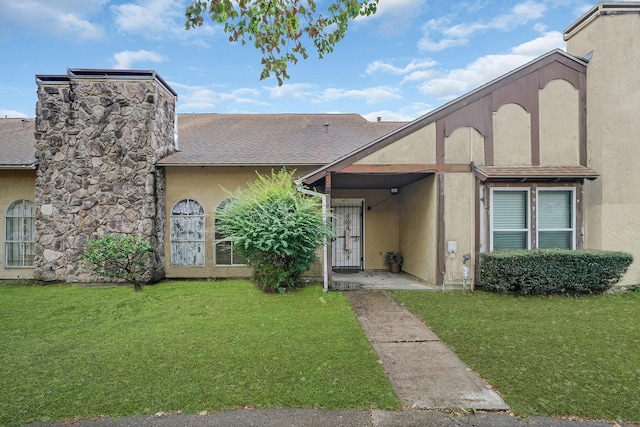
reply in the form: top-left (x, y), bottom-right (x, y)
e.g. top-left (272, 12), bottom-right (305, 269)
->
top-left (301, 49), bottom-right (588, 186)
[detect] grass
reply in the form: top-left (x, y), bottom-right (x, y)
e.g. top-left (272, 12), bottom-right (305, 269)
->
top-left (0, 281), bottom-right (400, 426)
top-left (389, 290), bottom-right (640, 423)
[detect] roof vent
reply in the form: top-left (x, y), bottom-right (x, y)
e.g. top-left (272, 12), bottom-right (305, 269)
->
top-left (377, 116), bottom-right (382, 122)
top-left (324, 123), bottom-right (330, 134)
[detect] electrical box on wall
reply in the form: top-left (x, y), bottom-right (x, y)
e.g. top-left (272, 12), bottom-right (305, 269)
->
top-left (447, 240), bottom-right (457, 253)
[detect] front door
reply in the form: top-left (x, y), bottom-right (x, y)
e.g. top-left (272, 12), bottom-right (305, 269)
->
top-left (332, 199), bottom-right (363, 271)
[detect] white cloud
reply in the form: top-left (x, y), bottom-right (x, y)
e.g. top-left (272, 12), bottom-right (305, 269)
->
top-left (401, 69), bottom-right (440, 84)
top-left (172, 82), bottom-right (265, 112)
top-left (372, 0), bottom-right (426, 17)
top-left (358, 0), bottom-right (427, 35)
top-left (418, 36), bottom-right (468, 52)
top-left (113, 50), bottom-right (166, 69)
top-left (320, 86), bottom-right (402, 104)
top-left (363, 102), bottom-right (433, 122)
top-left (0, 109), bottom-right (29, 119)
top-left (418, 31), bottom-right (565, 99)
top-left (265, 83), bottom-right (316, 100)
top-left (366, 59), bottom-right (437, 75)
top-left (419, 1), bottom-right (548, 52)
top-left (0, 0), bottom-right (106, 40)
top-left (512, 30), bottom-right (564, 55)
top-left (266, 83), bottom-right (401, 106)
top-left (112, 0), bottom-right (215, 40)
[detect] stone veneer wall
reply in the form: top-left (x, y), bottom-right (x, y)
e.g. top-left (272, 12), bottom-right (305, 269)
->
top-left (33, 75), bottom-right (176, 282)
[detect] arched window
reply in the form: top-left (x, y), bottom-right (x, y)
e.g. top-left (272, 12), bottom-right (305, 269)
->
top-left (5, 200), bottom-right (35, 267)
top-left (215, 199), bottom-right (246, 265)
top-left (170, 199), bottom-right (205, 266)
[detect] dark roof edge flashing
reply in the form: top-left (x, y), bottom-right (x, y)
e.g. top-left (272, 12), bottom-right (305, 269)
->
top-left (35, 68), bottom-right (177, 98)
top-left (564, 2), bottom-right (640, 41)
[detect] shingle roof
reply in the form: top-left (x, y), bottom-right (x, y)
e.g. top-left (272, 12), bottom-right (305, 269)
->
top-left (0, 114), bottom-right (405, 168)
top-left (159, 114), bottom-right (405, 165)
top-left (0, 118), bottom-right (36, 168)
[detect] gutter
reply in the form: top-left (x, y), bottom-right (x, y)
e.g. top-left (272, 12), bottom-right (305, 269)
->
top-left (0, 163), bottom-right (38, 170)
top-left (295, 180), bottom-right (329, 292)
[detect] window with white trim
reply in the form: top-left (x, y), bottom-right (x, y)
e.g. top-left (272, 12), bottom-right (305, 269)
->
top-left (491, 189), bottom-right (530, 250)
top-left (215, 199), bottom-right (246, 265)
top-left (5, 200), bottom-right (35, 267)
top-left (537, 189), bottom-right (575, 249)
top-left (490, 187), bottom-right (575, 251)
top-left (170, 199), bottom-right (205, 266)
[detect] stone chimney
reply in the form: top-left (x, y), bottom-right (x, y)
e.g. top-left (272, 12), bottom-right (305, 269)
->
top-left (33, 69), bottom-right (177, 283)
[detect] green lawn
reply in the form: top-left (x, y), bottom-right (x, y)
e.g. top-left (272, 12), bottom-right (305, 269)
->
top-left (0, 281), bottom-right (400, 426)
top-left (389, 290), bottom-right (640, 423)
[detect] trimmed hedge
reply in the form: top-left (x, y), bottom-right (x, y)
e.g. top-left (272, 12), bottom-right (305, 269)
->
top-left (479, 249), bottom-right (633, 295)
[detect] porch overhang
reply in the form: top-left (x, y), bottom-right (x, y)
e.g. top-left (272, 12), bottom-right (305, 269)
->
top-left (474, 165), bottom-right (599, 182)
top-left (304, 163), bottom-right (470, 190)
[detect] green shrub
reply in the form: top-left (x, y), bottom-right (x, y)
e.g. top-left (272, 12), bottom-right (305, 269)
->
top-left (216, 169), bottom-right (332, 292)
top-left (82, 235), bottom-right (153, 291)
top-left (479, 249), bottom-right (633, 295)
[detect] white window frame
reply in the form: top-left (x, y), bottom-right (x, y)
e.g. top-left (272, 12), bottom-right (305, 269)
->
top-left (5, 199), bottom-right (35, 268)
top-left (489, 188), bottom-right (531, 251)
top-left (535, 188), bottom-right (576, 250)
top-left (214, 199), bottom-right (246, 266)
top-left (170, 199), bottom-right (205, 267)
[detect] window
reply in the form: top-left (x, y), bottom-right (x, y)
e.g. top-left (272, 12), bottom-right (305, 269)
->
top-left (537, 189), bottom-right (575, 249)
top-left (170, 199), bottom-right (205, 266)
top-left (215, 199), bottom-right (246, 265)
top-left (491, 190), bottom-right (530, 250)
top-left (5, 200), bottom-right (35, 267)
top-left (490, 188), bottom-right (575, 251)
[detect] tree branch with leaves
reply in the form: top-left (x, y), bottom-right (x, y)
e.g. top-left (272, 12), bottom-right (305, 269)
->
top-left (185, 0), bottom-right (379, 85)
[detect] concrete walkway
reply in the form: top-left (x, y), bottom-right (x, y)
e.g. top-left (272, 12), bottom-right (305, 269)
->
top-left (345, 290), bottom-right (508, 411)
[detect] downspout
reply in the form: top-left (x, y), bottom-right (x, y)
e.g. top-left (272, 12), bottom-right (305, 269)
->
top-left (296, 181), bottom-right (329, 292)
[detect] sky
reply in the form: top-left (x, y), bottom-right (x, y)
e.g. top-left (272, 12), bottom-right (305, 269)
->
top-left (0, 0), bottom-right (604, 122)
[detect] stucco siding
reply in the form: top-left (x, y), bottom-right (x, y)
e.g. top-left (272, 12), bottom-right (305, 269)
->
top-left (445, 127), bottom-right (485, 165)
top-left (539, 79), bottom-right (580, 165)
top-left (399, 176), bottom-right (437, 284)
top-left (443, 172), bottom-right (475, 288)
top-left (331, 189), bottom-right (399, 270)
top-left (355, 123), bottom-right (436, 164)
top-left (0, 170), bottom-right (36, 279)
top-left (493, 103), bottom-right (532, 166)
top-left (164, 166), bottom-right (316, 279)
top-left (567, 12), bottom-right (640, 286)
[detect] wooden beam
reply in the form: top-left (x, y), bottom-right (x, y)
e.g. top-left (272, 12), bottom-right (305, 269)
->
top-left (339, 163), bottom-right (472, 173)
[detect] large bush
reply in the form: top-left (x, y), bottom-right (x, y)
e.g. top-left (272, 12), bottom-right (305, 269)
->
top-left (82, 235), bottom-right (153, 291)
top-left (480, 249), bottom-right (633, 295)
top-left (216, 169), bottom-right (332, 292)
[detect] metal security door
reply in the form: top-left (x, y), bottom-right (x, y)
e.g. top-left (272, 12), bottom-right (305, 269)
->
top-left (332, 201), bottom-right (363, 270)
